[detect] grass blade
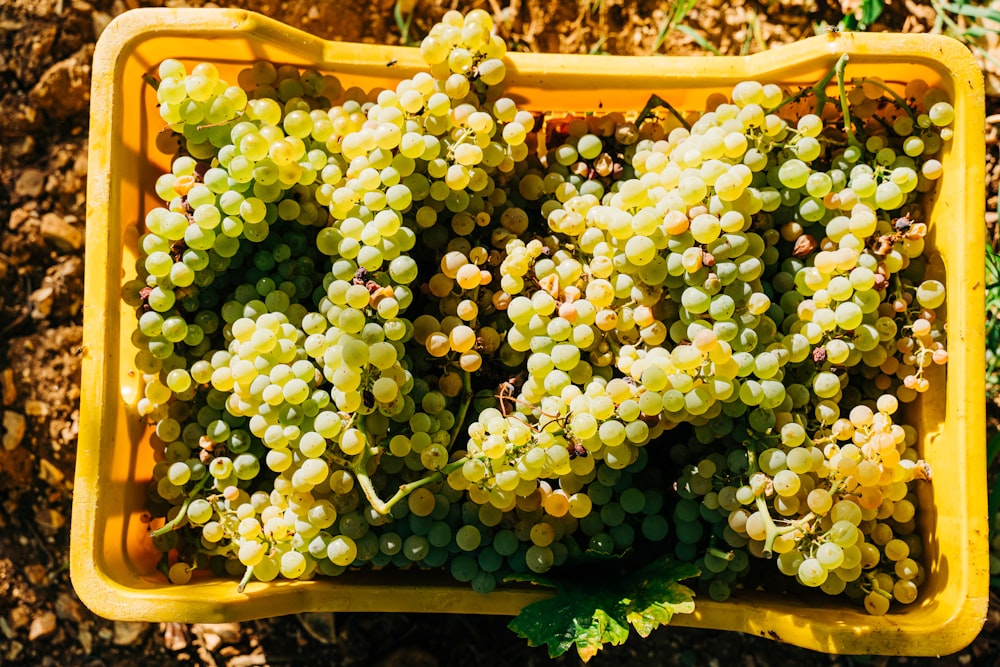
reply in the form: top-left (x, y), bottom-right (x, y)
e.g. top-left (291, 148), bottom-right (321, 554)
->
top-left (937, 1), bottom-right (1000, 22)
top-left (675, 25), bottom-right (721, 55)
top-left (394, 0), bottom-right (416, 46)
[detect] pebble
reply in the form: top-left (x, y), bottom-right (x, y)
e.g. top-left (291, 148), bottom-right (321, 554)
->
top-left (29, 44), bottom-right (93, 119)
top-left (40, 212), bottom-right (84, 251)
top-left (39, 458), bottom-right (65, 485)
top-left (160, 622), bottom-right (188, 651)
top-left (193, 622), bottom-right (240, 651)
top-left (228, 651), bottom-right (268, 667)
top-left (78, 621), bottom-right (93, 654)
top-left (10, 606), bottom-right (30, 630)
top-left (30, 285), bottom-right (54, 319)
top-left (5, 641), bottom-right (24, 662)
top-left (55, 592), bottom-right (83, 623)
top-left (14, 168), bottom-right (45, 199)
top-left (35, 507), bottom-right (66, 533)
top-left (24, 400), bottom-right (50, 418)
top-left (24, 563), bottom-right (47, 585)
top-left (112, 620), bottom-right (149, 646)
top-left (2, 411), bottom-right (26, 450)
top-left (1, 368), bottom-right (15, 405)
top-left (28, 611), bottom-right (57, 640)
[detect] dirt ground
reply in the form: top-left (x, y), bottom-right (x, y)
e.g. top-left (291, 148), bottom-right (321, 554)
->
top-left (2, 0), bottom-right (999, 665)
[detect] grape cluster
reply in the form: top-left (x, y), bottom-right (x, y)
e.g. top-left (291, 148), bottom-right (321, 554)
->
top-left (131, 10), bottom-right (953, 616)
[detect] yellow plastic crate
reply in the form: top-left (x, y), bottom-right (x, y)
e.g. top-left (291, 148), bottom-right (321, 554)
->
top-left (74, 8), bottom-right (987, 655)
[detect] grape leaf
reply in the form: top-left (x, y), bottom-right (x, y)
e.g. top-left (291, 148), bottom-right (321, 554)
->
top-left (507, 556), bottom-right (698, 662)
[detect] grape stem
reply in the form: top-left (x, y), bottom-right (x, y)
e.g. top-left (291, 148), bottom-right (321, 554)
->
top-left (635, 94), bottom-right (690, 131)
top-left (707, 546), bottom-right (735, 562)
top-left (834, 54), bottom-right (858, 149)
top-left (769, 55), bottom-right (841, 114)
top-left (852, 77), bottom-right (917, 122)
top-left (746, 439), bottom-right (843, 558)
top-left (149, 473), bottom-right (211, 537)
top-left (352, 407), bottom-right (482, 515)
top-left (354, 449), bottom-right (477, 515)
top-left (446, 127), bottom-right (475, 160)
top-left (236, 564), bottom-right (255, 594)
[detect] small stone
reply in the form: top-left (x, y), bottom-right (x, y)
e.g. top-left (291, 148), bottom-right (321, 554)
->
top-left (228, 651), bottom-right (268, 667)
top-left (29, 44), bottom-right (94, 119)
top-left (30, 286), bottom-right (54, 319)
top-left (161, 622), bottom-right (188, 651)
top-left (38, 458), bottom-right (65, 485)
top-left (35, 507), bottom-right (66, 533)
top-left (24, 400), bottom-right (50, 418)
top-left (8, 207), bottom-right (32, 230)
top-left (28, 611), bottom-right (56, 640)
top-left (193, 622), bottom-right (240, 651)
top-left (78, 621), bottom-right (93, 654)
top-left (1, 368), bottom-right (15, 406)
top-left (97, 626), bottom-right (113, 641)
top-left (40, 213), bottom-right (84, 252)
top-left (200, 630), bottom-right (222, 653)
top-left (9, 606), bottom-right (30, 630)
top-left (14, 168), bottom-right (45, 199)
top-left (0, 616), bottom-right (13, 639)
top-left (112, 620), bottom-right (149, 646)
top-left (200, 622), bottom-right (240, 643)
top-left (24, 564), bottom-right (47, 585)
top-left (5, 640), bottom-right (24, 662)
top-left (2, 411), bottom-right (26, 450)
top-left (55, 593), bottom-right (83, 623)
top-left (1, 447), bottom-right (35, 492)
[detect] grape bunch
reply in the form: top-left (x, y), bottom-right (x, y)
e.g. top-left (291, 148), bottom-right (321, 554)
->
top-left (129, 9), bottom-right (953, 618)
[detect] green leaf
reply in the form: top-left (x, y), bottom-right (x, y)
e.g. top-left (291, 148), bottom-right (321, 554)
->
top-left (626, 567), bottom-right (698, 637)
top-left (508, 556), bottom-right (699, 662)
top-left (860, 0), bottom-right (885, 25)
top-left (843, 0), bottom-right (884, 30)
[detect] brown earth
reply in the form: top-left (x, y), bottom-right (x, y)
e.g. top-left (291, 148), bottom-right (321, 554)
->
top-left (1, 0), bottom-right (999, 665)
